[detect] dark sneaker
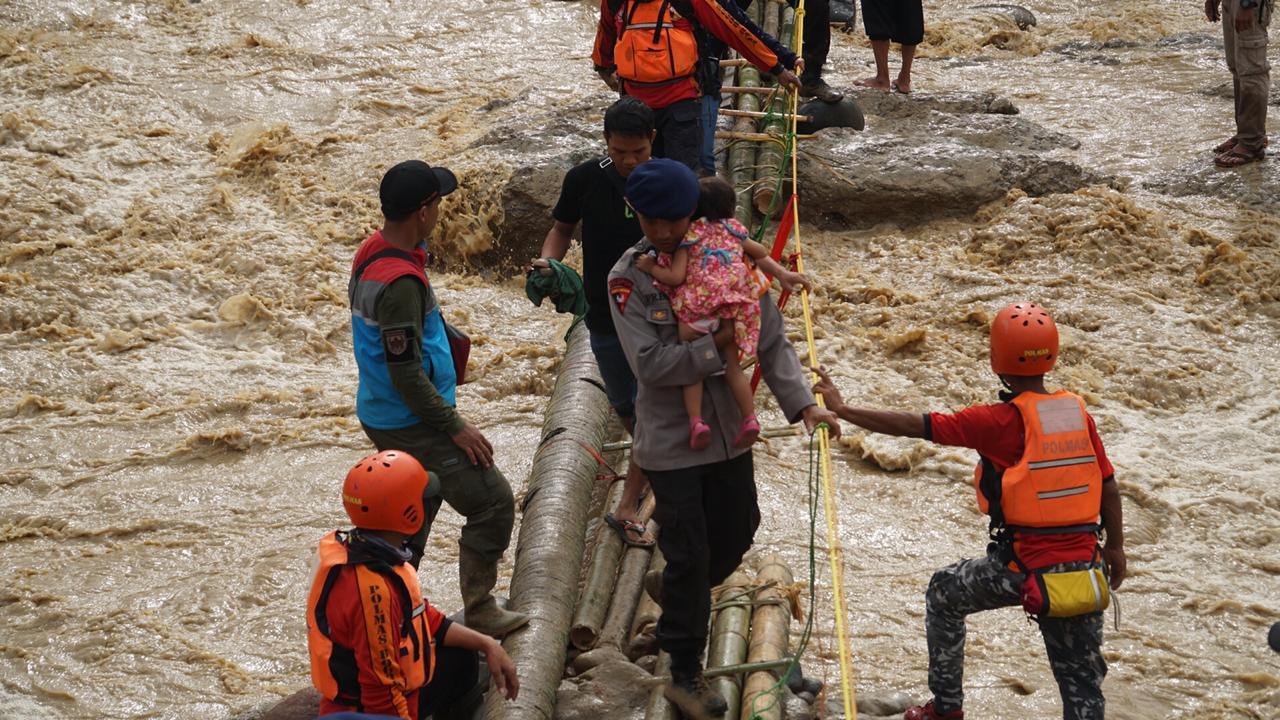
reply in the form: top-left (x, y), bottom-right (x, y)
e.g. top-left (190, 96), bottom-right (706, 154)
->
top-left (904, 701), bottom-right (964, 720)
top-left (664, 672), bottom-right (728, 720)
top-left (800, 78), bottom-right (843, 103)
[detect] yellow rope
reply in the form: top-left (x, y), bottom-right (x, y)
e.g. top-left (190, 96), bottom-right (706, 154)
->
top-left (787, 4), bottom-right (858, 719)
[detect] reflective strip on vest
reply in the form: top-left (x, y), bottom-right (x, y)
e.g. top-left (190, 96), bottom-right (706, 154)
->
top-left (1037, 484), bottom-right (1092, 500)
top-left (1028, 455), bottom-right (1097, 470)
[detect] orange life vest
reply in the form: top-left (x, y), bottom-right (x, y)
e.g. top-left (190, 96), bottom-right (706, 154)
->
top-left (975, 391), bottom-right (1103, 532)
top-left (307, 532), bottom-right (435, 720)
top-left (614, 0), bottom-right (699, 87)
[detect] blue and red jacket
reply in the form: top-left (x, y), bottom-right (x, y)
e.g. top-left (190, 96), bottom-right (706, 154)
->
top-left (348, 232), bottom-right (456, 430)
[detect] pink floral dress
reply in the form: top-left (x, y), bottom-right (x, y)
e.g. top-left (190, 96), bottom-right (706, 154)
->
top-left (655, 218), bottom-right (761, 357)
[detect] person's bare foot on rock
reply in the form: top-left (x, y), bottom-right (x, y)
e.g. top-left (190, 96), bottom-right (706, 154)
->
top-left (891, 76), bottom-right (912, 94)
top-left (856, 75), bottom-right (891, 91)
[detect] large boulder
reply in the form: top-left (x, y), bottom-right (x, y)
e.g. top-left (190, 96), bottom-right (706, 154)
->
top-left (797, 90), bottom-right (1112, 229)
top-left (462, 101), bottom-right (603, 270)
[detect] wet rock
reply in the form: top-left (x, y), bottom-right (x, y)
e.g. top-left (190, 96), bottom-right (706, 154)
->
top-left (554, 657), bottom-right (654, 720)
top-left (822, 689), bottom-right (916, 719)
top-left (1142, 156), bottom-right (1280, 215)
top-left (784, 686), bottom-right (815, 720)
top-left (970, 3), bottom-right (1037, 29)
top-left (251, 686), bottom-right (318, 720)
top-left (798, 99), bottom-right (1111, 230)
top-left (468, 99), bottom-right (605, 268)
top-left (571, 645), bottom-right (630, 675)
top-left (849, 88), bottom-right (1019, 118)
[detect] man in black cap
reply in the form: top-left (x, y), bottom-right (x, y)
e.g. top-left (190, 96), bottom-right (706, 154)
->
top-left (348, 160), bottom-right (528, 639)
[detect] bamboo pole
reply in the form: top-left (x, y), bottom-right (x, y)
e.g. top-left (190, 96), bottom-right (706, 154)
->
top-left (703, 658), bottom-right (795, 679)
top-left (627, 548), bottom-right (665, 659)
top-left (754, 4), bottom-right (793, 214)
top-left (719, 86), bottom-right (786, 96)
top-left (719, 108), bottom-right (812, 122)
top-left (597, 494), bottom-right (659, 649)
top-left (716, 130), bottom-right (816, 143)
top-left (739, 555), bottom-right (794, 720)
top-left (644, 652), bottom-right (679, 720)
top-left (729, 0), bottom-right (764, 227)
top-left (719, 57), bottom-right (750, 67)
top-left (707, 571), bottom-right (753, 720)
top-left (479, 323), bottom-right (613, 720)
top-left (570, 480), bottom-right (628, 650)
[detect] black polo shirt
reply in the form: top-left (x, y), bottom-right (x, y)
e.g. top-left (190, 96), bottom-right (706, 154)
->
top-left (551, 157), bottom-right (644, 335)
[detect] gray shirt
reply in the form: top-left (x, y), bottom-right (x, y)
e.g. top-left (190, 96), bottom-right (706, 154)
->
top-left (607, 240), bottom-right (816, 472)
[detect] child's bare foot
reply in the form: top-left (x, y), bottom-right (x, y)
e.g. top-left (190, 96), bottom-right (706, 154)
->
top-left (856, 76), bottom-right (891, 91)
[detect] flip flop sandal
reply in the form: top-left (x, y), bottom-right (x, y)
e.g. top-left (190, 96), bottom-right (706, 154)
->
top-left (1214, 146), bottom-right (1265, 168)
top-left (1215, 137), bottom-right (1268, 154)
top-left (604, 512), bottom-right (655, 548)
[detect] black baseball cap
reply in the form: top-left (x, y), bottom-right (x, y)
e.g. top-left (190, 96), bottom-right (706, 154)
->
top-left (379, 160), bottom-right (458, 218)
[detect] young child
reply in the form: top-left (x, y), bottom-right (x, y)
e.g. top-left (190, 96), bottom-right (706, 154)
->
top-left (812, 303), bottom-right (1127, 720)
top-left (635, 176), bottom-right (809, 450)
top-left (306, 450), bottom-right (519, 720)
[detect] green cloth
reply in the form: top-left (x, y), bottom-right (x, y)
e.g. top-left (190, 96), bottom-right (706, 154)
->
top-left (525, 259), bottom-right (588, 331)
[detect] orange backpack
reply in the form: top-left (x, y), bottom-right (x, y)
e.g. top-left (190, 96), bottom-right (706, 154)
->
top-left (614, 0), bottom-right (699, 86)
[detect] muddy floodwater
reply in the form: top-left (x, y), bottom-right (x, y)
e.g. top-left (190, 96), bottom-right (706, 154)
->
top-left (1, 1), bottom-right (1277, 718)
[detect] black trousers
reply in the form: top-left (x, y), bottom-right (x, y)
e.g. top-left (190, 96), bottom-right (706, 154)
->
top-left (737, 0), bottom-right (830, 83)
top-left (420, 645), bottom-right (481, 718)
top-left (648, 451), bottom-right (759, 674)
top-left (652, 97), bottom-right (704, 172)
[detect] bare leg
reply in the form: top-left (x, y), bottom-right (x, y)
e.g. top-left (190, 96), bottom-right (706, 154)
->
top-left (682, 381), bottom-right (704, 423)
top-left (722, 350), bottom-right (754, 418)
top-left (613, 416), bottom-right (654, 546)
top-left (895, 44), bottom-right (916, 94)
top-left (857, 39), bottom-right (892, 91)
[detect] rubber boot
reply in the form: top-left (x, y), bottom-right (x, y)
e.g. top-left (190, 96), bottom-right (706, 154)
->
top-left (459, 547), bottom-right (529, 639)
top-left (664, 669), bottom-right (728, 720)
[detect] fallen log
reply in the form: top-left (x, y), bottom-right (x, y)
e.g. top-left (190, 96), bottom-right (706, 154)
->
top-left (480, 322), bottom-right (614, 720)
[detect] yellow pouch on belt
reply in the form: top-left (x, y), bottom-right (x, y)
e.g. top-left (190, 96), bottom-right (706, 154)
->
top-left (1022, 565), bottom-right (1110, 618)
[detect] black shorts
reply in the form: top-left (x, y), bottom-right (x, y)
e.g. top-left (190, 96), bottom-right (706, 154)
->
top-left (652, 97), bottom-right (703, 173)
top-left (861, 0), bottom-right (924, 46)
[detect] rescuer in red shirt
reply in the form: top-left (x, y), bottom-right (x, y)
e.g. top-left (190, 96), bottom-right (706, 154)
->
top-left (306, 451), bottom-right (519, 720)
top-left (813, 302), bottom-right (1127, 720)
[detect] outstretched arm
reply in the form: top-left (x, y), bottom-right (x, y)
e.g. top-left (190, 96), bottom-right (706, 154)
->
top-left (812, 365), bottom-right (924, 438)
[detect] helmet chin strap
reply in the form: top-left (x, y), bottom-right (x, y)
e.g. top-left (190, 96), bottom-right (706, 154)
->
top-left (998, 375), bottom-right (1016, 403)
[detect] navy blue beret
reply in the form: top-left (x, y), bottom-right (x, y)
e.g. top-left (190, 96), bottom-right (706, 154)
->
top-left (624, 158), bottom-right (700, 220)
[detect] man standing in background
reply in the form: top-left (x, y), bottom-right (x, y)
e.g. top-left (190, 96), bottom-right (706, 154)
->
top-left (1207, 0), bottom-right (1271, 167)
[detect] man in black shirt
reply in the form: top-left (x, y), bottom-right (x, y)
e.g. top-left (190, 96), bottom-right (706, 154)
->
top-left (534, 97), bottom-right (656, 547)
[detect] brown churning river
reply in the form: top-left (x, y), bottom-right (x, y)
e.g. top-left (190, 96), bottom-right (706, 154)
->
top-left (1, 1), bottom-right (1277, 718)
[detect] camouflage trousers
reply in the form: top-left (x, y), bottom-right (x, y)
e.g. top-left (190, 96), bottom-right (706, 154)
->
top-left (924, 548), bottom-right (1107, 719)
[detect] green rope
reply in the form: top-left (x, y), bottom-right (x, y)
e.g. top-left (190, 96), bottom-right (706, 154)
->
top-left (743, 424), bottom-right (824, 720)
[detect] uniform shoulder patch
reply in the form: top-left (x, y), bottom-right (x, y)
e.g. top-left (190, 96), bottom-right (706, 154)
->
top-left (381, 327), bottom-right (415, 363)
top-left (609, 277), bottom-right (634, 314)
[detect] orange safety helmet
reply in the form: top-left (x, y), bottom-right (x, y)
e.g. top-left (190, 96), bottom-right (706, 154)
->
top-left (990, 302), bottom-right (1059, 376)
top-left (343, 450), bottom-right (431, 535)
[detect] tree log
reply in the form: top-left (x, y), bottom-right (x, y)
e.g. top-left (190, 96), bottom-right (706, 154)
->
top-left (479, 322), bottom-right (614, 720)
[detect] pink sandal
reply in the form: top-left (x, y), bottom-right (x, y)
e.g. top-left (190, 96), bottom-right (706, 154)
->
top-left (689, 417), bottom-right (712, 450)
top-left (732, 415), bottom-right (760, 449)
